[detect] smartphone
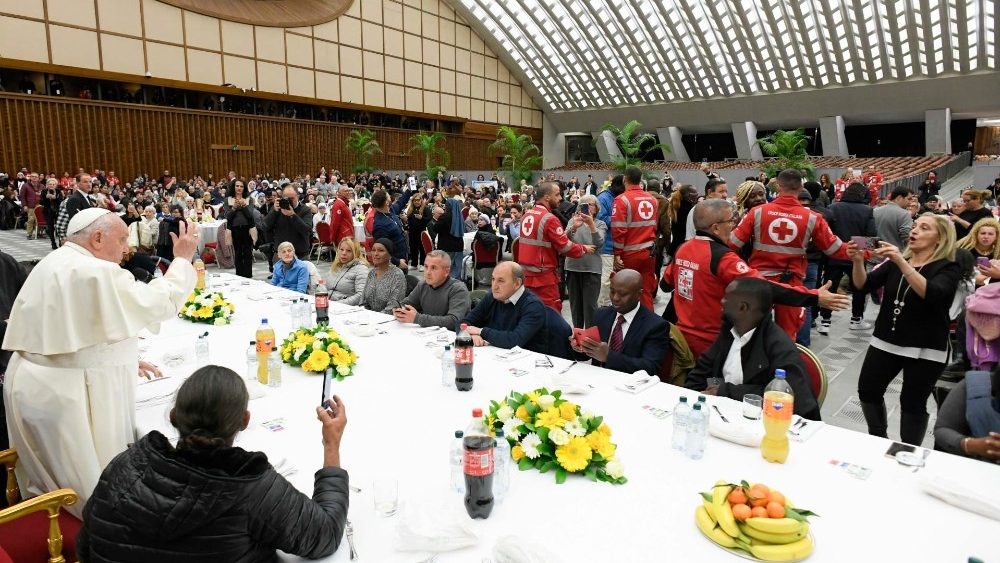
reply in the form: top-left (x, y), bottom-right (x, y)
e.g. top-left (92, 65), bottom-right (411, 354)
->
top-left (579, 203), bottom-right (590, 214)
top-left (850, 236), bottom-right (870, 250)
top-left (884, 442), bottom-right (916, 459)
top-left (866, 237), bottom-right (882, 249)
top-left (321, 371), bottom-right (335, 413)
top-left (977, 257), bottom-right (991, 268)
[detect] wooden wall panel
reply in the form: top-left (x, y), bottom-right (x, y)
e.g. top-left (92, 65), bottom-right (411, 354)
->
top-left (0, 93), bottom-right (540, 179)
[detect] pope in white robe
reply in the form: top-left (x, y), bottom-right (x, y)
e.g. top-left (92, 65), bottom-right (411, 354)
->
top-left (2, 208), bottom-right (198, 516)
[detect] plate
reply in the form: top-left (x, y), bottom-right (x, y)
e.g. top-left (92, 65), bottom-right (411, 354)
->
top-left (695, 518), bottom-right (815, 562)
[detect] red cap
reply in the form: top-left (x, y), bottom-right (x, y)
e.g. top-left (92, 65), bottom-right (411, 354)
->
top-left (472, 408), bottom-right (482, 417)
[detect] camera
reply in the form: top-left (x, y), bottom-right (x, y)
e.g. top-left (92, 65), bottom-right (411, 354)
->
top-left (279, 197), bottom-right (292, 210)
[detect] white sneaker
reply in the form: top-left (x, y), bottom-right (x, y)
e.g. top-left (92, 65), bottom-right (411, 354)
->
top-left (849, 319), bottom-right (873, 330)
top-left (418, 265), bottom-right (424, 271)
top-left (817, 319), bottom-right (830, 335)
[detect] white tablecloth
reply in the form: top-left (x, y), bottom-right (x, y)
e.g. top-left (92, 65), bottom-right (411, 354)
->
top-left (196, 221), bottom-right (224, 253)
top-left (135, 273), bottom-right (998, 562)
top-left (353, 221), bottom-right (365, 241)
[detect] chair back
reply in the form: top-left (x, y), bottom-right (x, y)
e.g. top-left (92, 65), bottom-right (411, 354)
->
top-left (511, 236), bottom-right (520, 262)
top-left (316, 221), bottom-right (334, 244)
top-left (361, 203), bottom-right (371, 213)
top-left (795, 344), bottom-right (827, 406)
top-left (33, 206), bottom-right (45, 228)
top-left (472, 239), bottom-right (499, 267)
top-left (405, 274), bottom-right (420, 296)
top-left (469, 289), bottom-right (488, 309)
top-left (461, 207), bottom-right (470, 219)
top-left (420, 230), bottom-right (434, 255)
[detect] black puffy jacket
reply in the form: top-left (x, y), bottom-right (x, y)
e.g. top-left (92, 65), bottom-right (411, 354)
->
top-left (827, 190), bottom-right (876, 265)
top-left (77, 431), bottom-right (349, 563)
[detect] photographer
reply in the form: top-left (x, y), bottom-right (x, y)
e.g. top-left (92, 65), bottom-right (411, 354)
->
top-left (41, 177), bottom-right (64, 249)
top-left (264, 185), bottom-right (313, 265)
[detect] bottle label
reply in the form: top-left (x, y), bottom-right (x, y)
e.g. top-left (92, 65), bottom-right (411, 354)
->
top-left (256, 339), bottom-right (273, 353)
top-left (764, 398), bottom-right (794, 420)
top-left (455, 346), bottom-right (473, 365)
top-left (463, 448), bottom-right (494, 477)
top-left (315, 294), bottom-right (328, 309)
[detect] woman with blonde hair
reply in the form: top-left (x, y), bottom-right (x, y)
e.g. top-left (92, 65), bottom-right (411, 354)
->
top-left (951, 189), bottom-right (993, 239)
top-left (849, 213), bottom-right (962, 444)
top-left (329, 237), bottom-right (369, 305)
top-left (957, 217), bottom-right (1000, 286)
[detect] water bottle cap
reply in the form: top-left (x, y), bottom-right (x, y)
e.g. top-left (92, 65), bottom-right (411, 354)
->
top-left (693, 403), bottom-right (702, 411)
top-left (455, 430), bottom-right (463, 438)
top-left (679, 396), bottom-right (688, 403)
top-left (697, 396), bottom-right (706, 402)
top-left (472, 408), bottom-right (483, 417)
top-left (444, 344), bottom-right (451, 350)
top-left (496, 429), bottom-right (505, 437)
top-left (775, 369), bottom-right (786, 378)
top-left (261, 318), bottom-right (268, 324)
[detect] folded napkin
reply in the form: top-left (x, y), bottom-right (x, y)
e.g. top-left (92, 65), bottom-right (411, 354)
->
top-left (788, 415), bottom-right (824, 442)
top-left (920, 473), bottom-right (1000, 522)
top-left (245, 379), bottom-right (268, 400)
top-left (708, 403), bottom-right (763, 447)
top-left (546, 373), bottom-right (594, 395)
top-left (615, 371), bottom-right (659, 394)
top-left (415, 326), bottom-right (445, 336)
top-left (394, 502), bottom-right (479, 552)
top-left (495, 346), bottom-right (531, 362)
top-left (493, 535), bottom-right (565, 563)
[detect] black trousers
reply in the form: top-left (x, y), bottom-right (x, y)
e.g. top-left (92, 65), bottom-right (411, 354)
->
top-left (408, 229), bottom-right (426, 268)
top-left (857, 345), bottom-right (945, 415)
top-left (231, 225), bottom-right (254, 278)
top-left (44, 211), bottom-right (58, 247)
top-left (820, 263), bottom-right (867, 319)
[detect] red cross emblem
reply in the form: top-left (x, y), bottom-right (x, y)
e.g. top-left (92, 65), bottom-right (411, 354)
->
top-left (637, 199), bottom-right (654, 220)
top-left (768, 218), bottom-right (798, 244)
top-left (522, 215), bottom-right (536, 237)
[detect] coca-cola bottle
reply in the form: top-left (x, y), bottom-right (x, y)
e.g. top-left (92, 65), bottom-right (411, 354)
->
top-left (315, 279), bottom-right (329, 325)
top-left (463, 434), bottom-right (495, 519)
top-left (455, 323), bottom-right (474, 391)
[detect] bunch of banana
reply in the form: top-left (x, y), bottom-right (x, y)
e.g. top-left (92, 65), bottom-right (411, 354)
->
top-left (695, 480), bottom-right (814, 562)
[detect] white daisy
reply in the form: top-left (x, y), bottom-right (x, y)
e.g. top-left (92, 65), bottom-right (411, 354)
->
top-left (314, 331), bottom-right (329, 341)
top-left (294, 347), bottom-right (307, 361)
top-left (563, 418), bottom-right (586, 437)
top-left (520, 432), bottom-right (542, 459)
top-left (548, 427), bottom-right (570, 446)
top-left (502, 417), bottom-right (522, 441)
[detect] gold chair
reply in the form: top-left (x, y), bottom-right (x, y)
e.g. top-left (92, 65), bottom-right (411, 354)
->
top-left (0, 449), bottom-right (80, 563)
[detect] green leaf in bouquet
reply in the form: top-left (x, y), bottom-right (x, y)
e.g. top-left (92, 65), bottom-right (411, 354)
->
top-left (538, 460), bottom-right (556, 473)
top-left (555, 467), bottom-right (567, 484)
top-left (591, 452), bottom-right (604, 463)
top-left (533, 458), bottom-right (545, 470)
top-left (524, 423), bottom-right (536, 432)
top-left (536, 443), bottom-right (553, 457)
top-left (511, 392), bottom-right (524, 402)
top-left (517, 458), bottom-right (533, 471)
top-left (584, 467), bottom-right (598, 482)
top-left (589, 416), bottom-right (604, 430)
top-left (536, 426), bottom-right (550, 443)
top-left (552, 390), bottom-right (562, 400)
top-left (525, 402), bottom-right (539, 417)
top-left (489, 400), bottom-right (499, 411)
top-left (700, 492), bottom-right (713, 502)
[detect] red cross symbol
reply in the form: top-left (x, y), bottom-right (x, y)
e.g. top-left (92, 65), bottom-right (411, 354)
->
top-left (768, 218), bottom-right (798, 244)
top-left (637, 200), bottom-right (654, 220)
top-left (521, 215), bottom-right (536, 237)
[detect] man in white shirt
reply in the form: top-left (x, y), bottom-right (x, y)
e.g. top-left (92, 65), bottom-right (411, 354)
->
top-left (684, 278), bottom-right (821, 420)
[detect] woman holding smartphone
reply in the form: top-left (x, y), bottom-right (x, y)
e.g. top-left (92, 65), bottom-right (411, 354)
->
top-left (564, 195), bottom-right (606, 329)
top-left (850, 214), bottom-right (961, 445)
top-left (957, 218), bottom-right (1000, 286)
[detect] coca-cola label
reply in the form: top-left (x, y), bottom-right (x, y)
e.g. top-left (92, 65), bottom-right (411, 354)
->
top-left (315, 294), bottom-right (329, 308)
top-left (455, 346), bottom-right (473, 365)
top-left (463, 448), bottom-right (494, 477)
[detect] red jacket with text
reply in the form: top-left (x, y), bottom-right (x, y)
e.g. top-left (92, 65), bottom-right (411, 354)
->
top-left (729, 195), bottom-right (850, 280)
top-left (518, 204), bottom-right (585, 285)
top-left (330, 196), bottom-right (354, 244)
top-left (611, 186), bottom-right (658, 257)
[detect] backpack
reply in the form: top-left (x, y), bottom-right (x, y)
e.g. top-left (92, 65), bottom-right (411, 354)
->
top-left (965, 283), bottom-right (1000, 370)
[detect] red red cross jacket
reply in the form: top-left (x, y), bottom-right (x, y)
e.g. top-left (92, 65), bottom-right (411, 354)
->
top-left (611, 186), bottom-right (658, 258)
top-left (518, 204), bottom-right (585, 284)
top-left (330, 196), bottom-right (354, 244)
top-left (729, 195), bottom-right (849, 280)
top-left (661, 234), bottom-right (820, 346)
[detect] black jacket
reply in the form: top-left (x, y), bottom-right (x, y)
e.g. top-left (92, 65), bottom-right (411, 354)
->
top-left (827, 192), bottom-right (876, 265)
top-left (686, 316), bottom-right (822, 420)
top-left (78, 431), bottom-right (349, 563)
top-left (64, 189), bottom-right (93, 223)
top-left (264, 203), bottom-right (313, 257)
top-left (591, 305), bottom-right (670, 376)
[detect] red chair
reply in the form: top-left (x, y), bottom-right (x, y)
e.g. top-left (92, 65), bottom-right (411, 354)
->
top-left (461, 207), bottom-right (470, 219)
top-left (471, 239), bottom-right (502, 289)
top-left (510, 236), bottom-right (520, 263)
top-left (795, 344), bottom-right (828, 407)
top-left (34, 207), bottom-right (47, 237)
top-left (0, 449), bottom-right (81, 563)
top-left (312, 222), bottom-right (336, 261)
top-left (420, 230), bottom-right (434, 256)
top-left (361, 203), bottom-right (371, 213)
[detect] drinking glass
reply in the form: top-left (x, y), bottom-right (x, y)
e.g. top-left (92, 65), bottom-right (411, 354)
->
top-left (743, 394), bottom-right (763, 420)
top-left (373, 477), bottom-right (398, 517)
top-left (706, 377), bottom-right (724, 389)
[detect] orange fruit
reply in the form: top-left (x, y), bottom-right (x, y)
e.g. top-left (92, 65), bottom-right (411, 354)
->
top-left (749, 485), bottom-right (771, 507)
top-left (766, 501), bottom-right (785, 519)
top-left (751, 506), bottom-right (768, 518)
top-left (731, 504), bottom-right (752, 521)
top-left (727, 487), bottom-right (748, 506)
top-left (750, 484), bottom-right (770, 496)
top-left (769, 491), bottom-right (786, 507)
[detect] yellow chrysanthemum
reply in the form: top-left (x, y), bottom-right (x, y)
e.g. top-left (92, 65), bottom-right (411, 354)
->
top-left (327, 343), bottom-right (342, 356)
top-left (333, 349), bottom-right (351, 366)
top-left (598, 423), bottom-right (612, 437)
top-left (349, 352), bottom-right (358, 363)
top-left (281, 350), bottom-right (291, 361)
top-left (304, 349), bottom-right (330, 371)
top-left (555, 436), bottom-right (592, 472)
top-left (534, 408), bottom-right (566, 429)
top-left (525, 391), bottom-right (541, 405)
top-left (511, 444), bottom-right (525, 462)
top-left (559, 402), bottom-right (578, 420)
top-left (515, 405), bottom-right (531, 422)
top-left (327, 330), bottom-right (340, 340)
top-left (300, 334), bottom-right (316, 345)
top-left (585, 431), bottom-right (616, 459)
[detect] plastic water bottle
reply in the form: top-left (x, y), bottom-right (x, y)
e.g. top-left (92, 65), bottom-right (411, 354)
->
top-left (194, 332), bottom-right (209, 365)
top-left (441, 345), bottom-right (455, 387)
top-left (671, 396), bottom-right (691, 452)
top-left (300, 298), bottom-right (315, 329)
top-left (450, 430), bottom-right (465, 493)
top-left (685, 403), bottom-right (708, 460)
top-left (245, 340), bottom-right (257, 381)
top-left (493, 429), bottom-right (510, 502)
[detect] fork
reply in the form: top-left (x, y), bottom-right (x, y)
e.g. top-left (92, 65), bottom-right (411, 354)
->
top-left (345, 520), bottom-right (358, 560)
top-left (788, 418), bottom-right (807, 435)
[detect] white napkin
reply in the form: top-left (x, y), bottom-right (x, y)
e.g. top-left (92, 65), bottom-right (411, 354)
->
top-left (495, 347), bottom-right (531, 362)
top-left (546, 373), bottom-right (594, 395)
top-left (920, 473), bottom-right (1000, 522)
top-left (493, 535), bottom-right (565, 563)
top-left (788, 415), bottom-right (824, 442)
top-left (708, 405), bottom-right (763, 447)
top-left (394, 502), bottom-right (479, 552)
top-left (615, 371), bottom-right (658, 394)
top-left (245, 379), bottom-right (268, 400)
top-left (415, 326), bottom-right (445, 336)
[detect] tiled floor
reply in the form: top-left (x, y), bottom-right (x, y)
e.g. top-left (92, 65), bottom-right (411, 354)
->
top-left (2, 169), bottom-right (975, 447)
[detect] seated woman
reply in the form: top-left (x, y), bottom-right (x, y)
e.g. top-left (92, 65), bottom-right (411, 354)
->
top-left (362, 238), bottom-right (406, 313)
top-left (329, 237), bottom-right (369, 306)
top-left (272, 241), bottom-right (310, 293)
top-left (934, 368), bottom-right (1000, 463)
top-left (78, 365), bottom-right (349, 562)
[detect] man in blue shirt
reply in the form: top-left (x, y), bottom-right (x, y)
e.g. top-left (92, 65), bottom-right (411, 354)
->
top-left (596, 175), bottom-right (624, 306)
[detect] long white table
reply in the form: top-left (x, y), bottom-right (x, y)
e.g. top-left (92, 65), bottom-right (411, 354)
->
top-left (135, 273), bottom-right (998, 562)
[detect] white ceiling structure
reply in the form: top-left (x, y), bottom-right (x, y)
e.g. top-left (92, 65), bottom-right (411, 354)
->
top-left (455, 0), bottom-right (999, 114)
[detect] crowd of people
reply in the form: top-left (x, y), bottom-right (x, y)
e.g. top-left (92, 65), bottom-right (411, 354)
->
top-left (1, 159), bottom-right (999, 561)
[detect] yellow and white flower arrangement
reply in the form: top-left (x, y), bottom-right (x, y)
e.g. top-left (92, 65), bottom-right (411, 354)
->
top-left (179, 289), bottom-right (235, 325)
top-left (486, 388), bottom-right (626, 485)
top-left (279, 324), bottom-right (358, 379)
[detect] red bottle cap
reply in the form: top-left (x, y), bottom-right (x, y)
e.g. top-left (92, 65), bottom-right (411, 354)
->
top-left (472, 408), bottom-right (482, 417)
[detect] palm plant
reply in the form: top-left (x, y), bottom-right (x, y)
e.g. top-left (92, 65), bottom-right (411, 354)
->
top-left (489, 126), bottom-right (542, 189)
top-left (754, 129), bottom-right (814, 180)
top-left (599, 120), bottom-right (671, 173)
top-left (345, 129), bottom-right (381, 174)
top-left (409, 131), bottom-right (450, 180)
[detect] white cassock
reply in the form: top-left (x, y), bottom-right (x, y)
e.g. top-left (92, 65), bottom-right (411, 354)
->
top-left (2, 242), bottom-right (194, 516)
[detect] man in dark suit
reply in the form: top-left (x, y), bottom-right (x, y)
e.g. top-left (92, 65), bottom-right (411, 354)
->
top-left (570, 269), bottom-right (669, 375)
top-left (462, 261), bottom-right (571, 358)
top-left (686, 278), bottom-right (821, 420)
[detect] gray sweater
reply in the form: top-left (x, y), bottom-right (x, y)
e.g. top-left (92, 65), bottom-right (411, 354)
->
top-left (328, 260), bottom-right (368, 306)
top-left (401, 277), bottom-right (471, 329)
top-left (565, 218), bottom-right (606, 274)
top-left (873, 203), bottom-right (912, 249)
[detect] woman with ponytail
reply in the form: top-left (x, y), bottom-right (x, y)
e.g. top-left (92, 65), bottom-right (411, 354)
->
top-left (78, 366), bottom-right (350, 562)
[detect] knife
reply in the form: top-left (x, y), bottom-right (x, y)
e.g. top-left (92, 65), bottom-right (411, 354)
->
top-left (712, 405), bottom-right (730, 423)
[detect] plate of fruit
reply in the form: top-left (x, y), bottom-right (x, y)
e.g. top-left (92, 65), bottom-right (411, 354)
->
top-left (695, 480), bottom-right (817, 561)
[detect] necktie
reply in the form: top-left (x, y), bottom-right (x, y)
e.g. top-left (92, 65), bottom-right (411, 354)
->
top-left (609, 314), bottom-right (625, 353)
